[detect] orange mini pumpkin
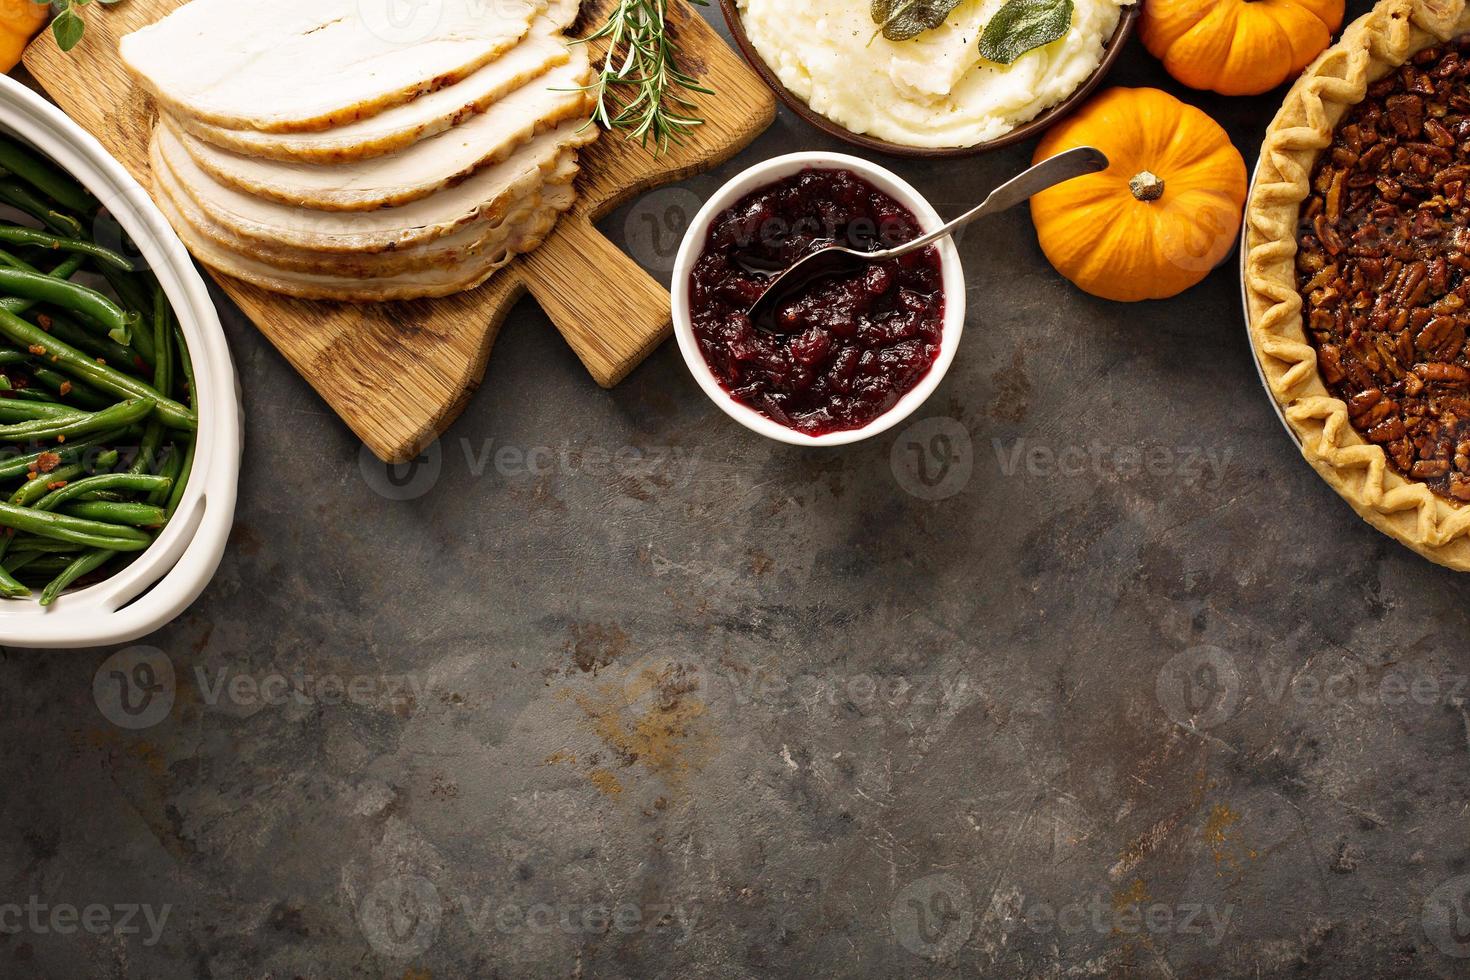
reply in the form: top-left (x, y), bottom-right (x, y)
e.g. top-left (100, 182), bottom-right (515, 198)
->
top-left (1142, 0), bottom-right (1345, 96)
top-left (1030, 87), bottom-right (1247, 303)
top-left (0, 0), bottom-right (47, 74)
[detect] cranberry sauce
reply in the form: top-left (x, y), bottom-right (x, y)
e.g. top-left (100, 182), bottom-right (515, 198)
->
top-left (688, 168), bottom-right (945, 436)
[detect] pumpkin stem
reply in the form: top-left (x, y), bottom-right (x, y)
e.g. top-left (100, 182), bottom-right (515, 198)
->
top-left (1129, 171), bottom-right (1166, 202)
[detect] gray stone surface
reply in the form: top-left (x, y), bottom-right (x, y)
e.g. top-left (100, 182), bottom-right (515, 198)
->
top-left (4, 2), bottom-right (1470, 976)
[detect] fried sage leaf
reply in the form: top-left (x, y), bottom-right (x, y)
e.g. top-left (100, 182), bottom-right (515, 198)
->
top-left (870, 0), bottom-right (963, 42)
top-left (978, 0), bottom-right (1074, 64)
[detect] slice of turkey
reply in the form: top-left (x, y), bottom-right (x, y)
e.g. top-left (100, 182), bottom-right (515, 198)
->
top-left (155, 135), bottom-right (580, 277)
top-left (172, 51), bottom-right (593, 212)
top-left (156, 183), bottom-right (577, 302)
top-left (175, 0), bottom-right (585, 163)
top-left (120, 0), bottom-right (548, 133)
top-left (154, 120), bottom-right (595, 253)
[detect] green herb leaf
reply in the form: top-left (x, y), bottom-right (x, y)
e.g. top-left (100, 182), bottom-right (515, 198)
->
top-left (978, 0), bottom-right (1073, 64)
top-left (870, 0), bottom-right (962, 42)
top-left (51, 9), bottom-right (85, 52)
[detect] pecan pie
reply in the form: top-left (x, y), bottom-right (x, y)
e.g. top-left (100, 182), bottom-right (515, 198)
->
top-left (1246, 0), bottom-right (1470, 570)
top-left (1297, 37), bottom-right (1470, 501)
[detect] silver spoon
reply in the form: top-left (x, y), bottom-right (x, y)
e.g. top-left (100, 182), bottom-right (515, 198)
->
top-left (746, 146), bottom-right (1110, 328)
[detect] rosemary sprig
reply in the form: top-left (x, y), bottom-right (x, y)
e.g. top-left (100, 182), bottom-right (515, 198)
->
top-left (576, 0), bottom-right (715, 155)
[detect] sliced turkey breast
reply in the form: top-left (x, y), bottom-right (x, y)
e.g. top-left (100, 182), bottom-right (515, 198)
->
top-left (154, 121), bottom-right (593, 253)
top-left (171, 51), bottom-right (594, 211)
top-left (155, 139), bottom-right (577, 278)
top-left (120, 0), bottom-right (549, 133)
top-left (175, 0), bottom-right (585, 163)
top-left (156, 183), bottom-right (577, 302)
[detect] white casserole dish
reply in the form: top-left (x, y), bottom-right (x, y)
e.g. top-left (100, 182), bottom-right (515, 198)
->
top-left (0, 73), bottom-right (241, 649)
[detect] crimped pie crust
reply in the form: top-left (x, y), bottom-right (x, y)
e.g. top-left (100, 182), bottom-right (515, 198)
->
top-left (1245, 0), bottom-right (1470, 570)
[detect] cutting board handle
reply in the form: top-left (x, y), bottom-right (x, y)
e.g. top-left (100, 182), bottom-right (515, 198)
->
top-left (521, 215), bottom-right (671, 388)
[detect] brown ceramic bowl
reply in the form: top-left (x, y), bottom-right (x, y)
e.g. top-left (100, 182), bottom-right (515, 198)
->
top-left (717, 0), bottom-right (1141, 158)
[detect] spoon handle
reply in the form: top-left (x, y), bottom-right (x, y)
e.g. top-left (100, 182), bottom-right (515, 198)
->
top-left (890, 146), bottom-right (1111, 256)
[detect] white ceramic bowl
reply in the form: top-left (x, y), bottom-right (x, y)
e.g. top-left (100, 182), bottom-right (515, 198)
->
top-left (0, 74), bottom-right (241, 649)
top-left (671, 152), bottom-right (965, 447)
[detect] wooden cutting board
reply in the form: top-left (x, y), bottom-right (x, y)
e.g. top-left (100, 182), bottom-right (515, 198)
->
top-left (23, 0), bottom-right (775, 462)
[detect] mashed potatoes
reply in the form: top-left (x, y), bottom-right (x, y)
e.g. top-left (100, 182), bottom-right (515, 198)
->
top-left (736, 0), bottom-right (1131, 148)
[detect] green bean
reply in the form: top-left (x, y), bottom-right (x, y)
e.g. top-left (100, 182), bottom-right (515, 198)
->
top-left (151, 285), bottom-right (172, 399)
top-left (97, 263), bottom-right (152, 312)
top-left (0, 268), bottom-right (137, 338)
top-left (0, 558), bottom-right (32, 595)
top-left (0, 501), bottom-right (151, 550)
top-left (39, 548), bottom-right (114, 605)
top-left (6, 451), bottom-right (120, 513)
top-left (0, 251), bottom-right (139, 363)
top-left (9, 461), bottom-right (84, 505)
top-left (1, 458), bottom-right (116, 578)
top-left (124, 292), bottom-right (174, 473)
top-left (150, 442), bottom-right (181, 501)
top-left (0, 400), bottom-right (85, 423)
top-left (0, 138), bottom-right (96, 216)
top-left (8, 250), bottom-right (89, 279)
top-left (0, 309), bottom-right (195, 429)
top-left (26, 367), bottom-right (110, 409)
top-left (0, 535), bottom-right (29, 594)
top-left (0, 348), bottom-right (25, 364)
top-left (173, 323), bottom-right (194, 402)
top-left (11, 556), bottom-right (74, 578)
top-left (48, 255), bottom-right (84, 277)
top-left (63, 501), bottom-right (166, 527)
top-left (99, 268), bottom-right (153, 341)
top-left (0, 396), bottom-right (153, 443)
top-left (151, 440), bottom-right (180, 507)
top-left (164, 436), bottom-right (194, 518)
top-left (2, 252), bottom-right (88, 286)
top-left (0, 255), bottom-right (86, 317)
top-left (7, 388), bottom-right (58, 404)
top-left (49, 254), bottom-right (85, 279)
top-left (38, 309), bottom-right (141, 368)
top-left (0, 177), bottom-right (83, 238)
top-left (1, 242), bottom-right (139, 359)
top-left (8, 538), bottom-right (84, 554)
top-left (2, 551), bottom-right (33, 570)
top-left (0, 226), bottom-right (131, 272)
top-left (0, 428), bottom-right (127, 481)
top-left (6, 247), bottom-right (47, 269)
top-left (36, 473), bottom-right (171, 511)
top-left (129, 422), bottom-right (163, 475)
top-left (98, 266), bottom-right (157, 367)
